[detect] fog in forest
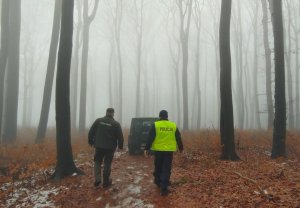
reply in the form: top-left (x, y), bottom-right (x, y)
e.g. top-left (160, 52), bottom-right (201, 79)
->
top-left (2, 0), bottom-right (300, 131)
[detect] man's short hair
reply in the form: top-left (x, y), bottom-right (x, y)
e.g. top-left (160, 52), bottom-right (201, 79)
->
top-left (106, 108), bottom-right (114, 114)
top-left (159, 110), bottom-right (168, 119)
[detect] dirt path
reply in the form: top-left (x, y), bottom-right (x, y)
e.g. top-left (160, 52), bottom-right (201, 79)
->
top-left (52, 150), bottom-right (171, 208)
top-left (1, 149), bottom-right (176, 208)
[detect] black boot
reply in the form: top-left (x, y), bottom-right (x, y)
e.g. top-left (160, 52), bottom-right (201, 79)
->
top-left (160, 187), bottom-right (170, 196)
top-left (94, 181), bottom-right (101, 187)
top-left (103, 178), bottom-right (112, 188)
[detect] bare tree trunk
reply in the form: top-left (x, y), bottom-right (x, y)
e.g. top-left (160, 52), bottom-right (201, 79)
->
top-left (52, 0), bottom-right (83, 180)
top-left (193, 1), bottom-right (202, 129)
top-left (235, 0), bottom-right (245, 129)
top-left (114, 0), bottom-right (124, 123)
top-left (79, 0), bottom-right (99, 134)
top-left (261, 0), bottom-right (274, 129)
top-left (295, 35), bottom-right (300, 129)
top-left (134, 0), bottom-right (144, 117)
top-left (2, 0), bottom-right (21, 143)
top-left (22, 42), bottom-right (29, 127)
top-left (219, 0), bottom-right (239, 161)
top-left (178, 0), bottom-right (193, 130)
top-left (252, 1), bottom-right (261, 129)
top-left (270, 0), bottom-right (286, 158)
top-left (0, 0), bottom-right (10, 139)
top-left (36, 0), bottom-right (61, 143)
top-left (290, 2), bottom-right (300, 129)
top-left (108, 39), bottom-right (115, 107)
top-left (71, 0), bottom-right (83, 130)
top-left (284, 0), bottom-right (294, 129)
top-left (208, 1), bottom-right (221, 128)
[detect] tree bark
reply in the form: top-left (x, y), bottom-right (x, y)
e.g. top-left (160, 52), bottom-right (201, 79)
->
top-left (79, 0), bottom-right (99, 133)
top-left (261, 0), bottom-right (274, 129)
top-left (0, 0), bottom-right (10, 139)
top-left (134, 0), bottom-right (144, 117)
top-left (194, 1), bottom-right (202, 129)
top-left (2, 0), bottom-right (21, 143)
top-left (252, 1), bottom-right (261, 129)
top-left (219, 0), bottom-right (239, 160)
top-left (235, 0), bottom-right (245, 129)
top-left (36, 0), bottom-right (61, 143)
top-left (114, 0), bottom-right (124, 123)
top-left (284, 0), bottom-right (294, 130)
top-left (178, 0), bottom-right (193, 130)
top-left (270, 0), bottom-right (286, 158)
top-left (70, 0), bottom-right (83, 130)
top-left (52, 0), bottom-right (82, 180)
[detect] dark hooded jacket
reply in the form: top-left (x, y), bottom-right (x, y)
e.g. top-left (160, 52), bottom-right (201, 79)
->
top-left (88, 116), bottom-right (124, 150)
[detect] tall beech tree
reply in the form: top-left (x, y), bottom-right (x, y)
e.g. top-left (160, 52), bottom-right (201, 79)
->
top-left (261, 0), bottom-right (274, 129)
top-left (78, 0), bottom-right (99, 133)
top-left (52, 0), bottom-right (82, 180)
top-left (36, 0), bottom-right (62, 143)
top-left (0, 0), bottom-right (10, 139)
top-left (270, 0), bottom-right (286, 158)
top-left (2, 0), bottom-right (21, 143)
top-left (70, 0), bottom-right (83, 129)
top-left (177, 0), bottom-right (193, 130)
top-left (219, 0), bottom-right (239, 160)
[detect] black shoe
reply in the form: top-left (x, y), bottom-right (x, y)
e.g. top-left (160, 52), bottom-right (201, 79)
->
top-left (103, 179), bottom-right (112, 188)
top-left (153, 180), bottom-right (160, 188)
top-left (160, 188), bottom-right (170, 196)
top-left (94, 181), bottom-right (101, 187)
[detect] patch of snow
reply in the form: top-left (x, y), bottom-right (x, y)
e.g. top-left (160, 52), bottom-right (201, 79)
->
top-left (96, 196), bottom-right (102, 201)
top-left (6, 187), bottom-right (59, 208)
top-left (127, 185), bottom-right (141, 195)
top-left (116, 179), bottom-right (121, 182)
top-left (112, 197), bottom-right (154, 208)
top-left (114, 151), bottom-right (126, 158)
top-left (134, 176), bottom-right (143, 184)
top-left (72, 172), bottom-right (78, 176)
top-left (126, 166), bottom-right (135, 170)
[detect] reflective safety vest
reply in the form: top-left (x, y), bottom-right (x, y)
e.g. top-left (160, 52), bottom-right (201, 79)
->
top-left (151, 120), bottom-right (177, 151)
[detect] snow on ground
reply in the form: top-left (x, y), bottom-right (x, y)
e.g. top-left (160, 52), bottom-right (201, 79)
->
top-left (108, 162), bottom-right (154, 208)
top-left (1, 177), bottom-right (67, 208)
top-left (5, 185), bottom-right (60, 208)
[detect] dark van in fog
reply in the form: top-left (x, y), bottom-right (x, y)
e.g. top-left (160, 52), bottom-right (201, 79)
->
top-left (128, 117), bottom-right (158, 155)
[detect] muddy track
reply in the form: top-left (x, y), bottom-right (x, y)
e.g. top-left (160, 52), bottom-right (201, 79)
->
top-left (53, 150), bottom-right (174, 208)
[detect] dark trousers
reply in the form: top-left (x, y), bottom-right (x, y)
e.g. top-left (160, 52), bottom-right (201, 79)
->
top-left (153, 151), bottom-right (173, 191)
top-left (94, 148), bottom-right (114, 183)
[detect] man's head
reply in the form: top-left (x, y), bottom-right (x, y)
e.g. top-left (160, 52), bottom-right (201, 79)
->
top-left (159, 110), bottom-right (168, 119)
top-left (106, 108), bottom-right (115, 118)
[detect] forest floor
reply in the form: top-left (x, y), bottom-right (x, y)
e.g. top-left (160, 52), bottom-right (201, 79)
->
top-left (0, 129), bottom-right (300, 208)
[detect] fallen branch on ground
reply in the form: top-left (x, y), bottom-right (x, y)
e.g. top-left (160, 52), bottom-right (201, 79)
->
top-left (225, 170), bottom-right (275, 201)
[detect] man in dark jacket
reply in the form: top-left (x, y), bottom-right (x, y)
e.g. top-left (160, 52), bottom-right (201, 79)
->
top-left (144, 110), bottom-right (183, 196)
top-left (88, 108), bottom-right (124, 188)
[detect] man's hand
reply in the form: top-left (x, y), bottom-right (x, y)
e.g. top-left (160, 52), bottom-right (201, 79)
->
top-left (144, 150), bottom-right (149, 158)
top-left (88, 138), bottom-right (95, 147)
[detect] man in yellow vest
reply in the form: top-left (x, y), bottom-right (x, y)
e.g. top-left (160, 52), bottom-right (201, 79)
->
top-left (144, 110), bottom-right (183, 196)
